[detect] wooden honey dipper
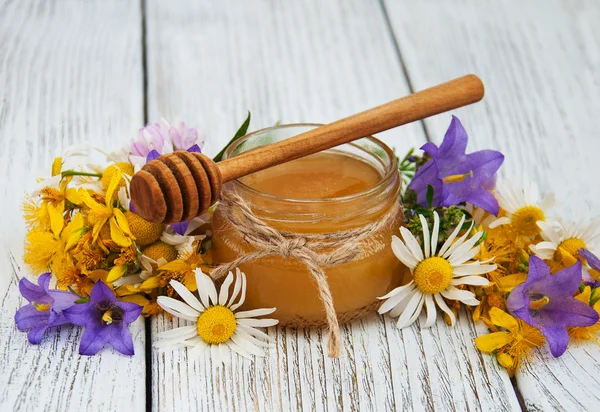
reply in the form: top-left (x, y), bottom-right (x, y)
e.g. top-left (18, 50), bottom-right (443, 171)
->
top-left (130, 74), bottom-right (484, 224)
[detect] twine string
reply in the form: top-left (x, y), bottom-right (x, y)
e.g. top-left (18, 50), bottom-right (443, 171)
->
top-left (211, 190), bottom-right (400, 357)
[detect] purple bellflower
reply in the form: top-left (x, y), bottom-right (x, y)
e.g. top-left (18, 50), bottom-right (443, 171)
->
top-left (14, 273), bottom-right (78, 344)
top-left (507, 255), bottom-right (599, 357)
top-left (580, 248), bottom-right (600, 287)
top-left (407, 116), bottom-right (504, 215)
top-left (129, 119), bottom-right (205, 167)
top-left (64, 281), bottom-right (142, 356)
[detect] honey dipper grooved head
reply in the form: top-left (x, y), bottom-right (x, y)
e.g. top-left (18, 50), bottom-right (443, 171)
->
top-left (130, 152), bottom-right (223, 224)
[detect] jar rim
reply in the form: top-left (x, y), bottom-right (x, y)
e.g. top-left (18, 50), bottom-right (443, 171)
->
top-left (222, 123), bottom-right (399, 205)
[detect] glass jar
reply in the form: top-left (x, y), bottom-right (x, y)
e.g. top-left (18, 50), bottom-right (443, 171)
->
top-left (211, 124), bottom-right (406, 327)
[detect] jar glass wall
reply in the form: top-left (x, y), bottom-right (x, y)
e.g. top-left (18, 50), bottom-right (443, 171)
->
top-left (211, 124), bottom-right (406, 327)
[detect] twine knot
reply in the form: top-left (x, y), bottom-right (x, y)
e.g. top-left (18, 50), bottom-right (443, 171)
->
top-left (210, 190), bottom-right (400, 357)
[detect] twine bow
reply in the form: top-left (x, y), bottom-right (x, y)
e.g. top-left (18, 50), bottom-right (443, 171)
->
top-left (211, 190), bottom-right (400, 357)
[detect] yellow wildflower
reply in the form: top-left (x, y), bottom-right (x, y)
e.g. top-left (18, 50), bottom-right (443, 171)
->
top-left (475, 307), bottom-right (545, 377)
top-left (101, 163), bottom-right (134, 197)
top-left (472, 285), bottom-right (506, 322)
top-left (79, 168), bottom-right (135, 247)
top-left (22, 195), bottom-right (51, 232)
top-left (24, 202), bottom-right (85, 275)
top-left (150, 252), bottom-right (206, 292)
top-left (568, 286), bottom-right (600, 345)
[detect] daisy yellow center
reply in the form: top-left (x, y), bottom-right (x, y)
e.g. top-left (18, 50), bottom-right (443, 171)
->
top-left (413, 256), bottom-right (453, 294)
top-left (197, 306), bottom-right (237, 344)
top-left (557, 238), bottom-right (587, 260)
top-left (511, 206), bottom-right (545, 236)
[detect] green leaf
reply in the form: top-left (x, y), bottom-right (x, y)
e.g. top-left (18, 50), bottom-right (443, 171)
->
top-left (426, 184), bottom-right (434, 208)
top-left (75, 297), bottom-right (90, 304)
top-left (213, 111), bottom-right (251, 162)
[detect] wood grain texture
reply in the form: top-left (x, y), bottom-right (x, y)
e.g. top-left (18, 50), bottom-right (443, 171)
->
top-left (383, 0), bottom-right (600, 410)
top-left (0, 1), bottom-right (146, 411)
top-left (146, 3), bottom-right (516, 410)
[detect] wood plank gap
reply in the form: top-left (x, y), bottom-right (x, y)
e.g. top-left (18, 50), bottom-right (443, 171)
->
top-left (510, 377), bottom-right (527, 412)
top-left (140, 1), bottom-right (152, 411)
top-left (141, 0), bottom-right (149, 124)
top-left (377, 0), bottom-right (433, 142)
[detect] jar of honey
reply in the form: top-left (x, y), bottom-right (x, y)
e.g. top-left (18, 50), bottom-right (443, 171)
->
top-left (211, 124), bottom-right (406, 327)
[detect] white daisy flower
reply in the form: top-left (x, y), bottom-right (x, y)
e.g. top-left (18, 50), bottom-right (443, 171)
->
top-left (530, 215), bottom-right (600, 281)
top-left (156, 268), bottom-right (278, 364)
top-left (30, 144), bottom-right (91, 196)
top-left (488, 176), bottom-right (555, 238)
top-left (378, 211), bottom-right (495, 328)
top-left (161, 214), bottom-right (210, 258)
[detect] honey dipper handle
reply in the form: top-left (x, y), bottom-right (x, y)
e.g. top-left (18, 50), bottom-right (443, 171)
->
top-left (218, 74), bottom-right (484, 181)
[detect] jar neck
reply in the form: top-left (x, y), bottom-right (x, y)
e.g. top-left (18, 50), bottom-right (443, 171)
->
top-left (222, 124), bottom-right (401, 233)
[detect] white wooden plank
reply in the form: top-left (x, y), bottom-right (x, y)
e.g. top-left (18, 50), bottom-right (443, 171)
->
top-left (147, 0), bottom-right (519, 410)
top-left (0, 1), bottom-right (146, 411)
top-left (384, 0), bottom-right (600, 410)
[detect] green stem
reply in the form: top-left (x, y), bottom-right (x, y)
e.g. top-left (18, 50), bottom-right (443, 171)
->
top-left (62, 170), bottom-right (102, 178)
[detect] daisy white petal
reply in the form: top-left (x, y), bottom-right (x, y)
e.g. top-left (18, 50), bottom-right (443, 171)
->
top-left (431, 211), bottom-right (440, 256)
top-left (195, 269), bottom-right (217, 307)
top-left (537, 221), bottom-right (560, 244)
top-left (226, 269), bottom-right (243, 307)
top-left (400, 227), bottom-right (424, 262)
top-left (422, 294), bottom-right (437, 328)
top-left (237, 318), bottom-right (279, 328)
top-left (378, 284), bottom-right (417, 315)
top-left (378, 280), bottom-right (415, 300)
top-left (218, 271), bottom-right (234, 306)
top-left (452, 263), bottom-right (497, 276)
top-left (237, 324), bottom-right (275, 343)
top-left (448, 230), bottom-right (483, 265)
top-left (396, 291), bottom-right (424, 329)
top-left (443, 222), bottom-right (473, 258)
top-left (539, 192), bottom-right (555, 210)
top-left (488, 217), bottom-right (511, 229)
top-left (156, 325), bottom-right (197, 340)
top-left (440, 286), bottom-right (479, 305)
top-left (169, 280), bottom-right (205, 312)
top-left (451, 276), bottom-right (490, 286)
top-left (225, 339), bottom-right (254, 360)
top-left (211, 344), bottom-right (221, 365)
top-left (234, 329), bottom-right (271, 348)
top-left (434, 293), bottom-right (456, 326)
top-left (448, 244), bottom-right (481, 267)
top-left (157, 296), bottom-right (200, 320)
top-left (230, 269), bottom-right (247, 311)
top-left (189, 342), bottom-right (206, 358)
top-left (231, 332), bottom-right (267, 356)
top-left (389, 292), bottom-right (414, 318)
top-left (235, 308), bottom-right (277, 318)
top-left (391, 236), bottom-right (419, 269)
top-left (420, 214), bottom-right (431, 258)
top-left (439, 213), bottom-right (466, 256)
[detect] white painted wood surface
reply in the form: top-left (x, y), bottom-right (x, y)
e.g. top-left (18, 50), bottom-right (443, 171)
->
top-left (383, 0), bottom-right (600, 410)
top-left (146, 1), bottom-right (517, 411)
top-left (2, 0), bottom-right (600, 410)
top-left (0, 1), bottom-right (146, 411)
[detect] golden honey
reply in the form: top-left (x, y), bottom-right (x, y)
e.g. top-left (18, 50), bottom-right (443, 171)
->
top-left (211, 124), bottom-right (406, 326)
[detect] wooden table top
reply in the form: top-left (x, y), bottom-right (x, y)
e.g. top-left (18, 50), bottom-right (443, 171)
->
top-left (1, 1), bottom-right (599, 411)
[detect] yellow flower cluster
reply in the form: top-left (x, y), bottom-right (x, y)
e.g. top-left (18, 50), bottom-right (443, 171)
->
top-left (467, 188), bottom-right (600, 377)
top-left (22, 155), bottom-right (212, 316)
